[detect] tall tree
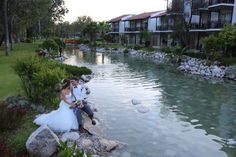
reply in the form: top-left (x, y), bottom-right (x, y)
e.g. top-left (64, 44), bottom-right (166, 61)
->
top-left (3, 0), bottom-right (10, 55)
top-left (71, 16), bottom-right (93, 37)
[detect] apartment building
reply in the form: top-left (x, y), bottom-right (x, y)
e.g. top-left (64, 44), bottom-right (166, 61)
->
top-left (107, 0), bottom-right (236, 49)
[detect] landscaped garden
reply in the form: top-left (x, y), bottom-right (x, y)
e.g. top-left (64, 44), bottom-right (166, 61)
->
top-left (0, 41), bottom-right (92, 156)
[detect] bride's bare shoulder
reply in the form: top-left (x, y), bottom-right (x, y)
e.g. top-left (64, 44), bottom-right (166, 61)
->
top-left (61, 89), bottom-right (70, 95)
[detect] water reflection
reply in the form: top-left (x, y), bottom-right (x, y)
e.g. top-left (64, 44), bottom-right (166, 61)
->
top-left (64, 49), bottom-right (236, 157)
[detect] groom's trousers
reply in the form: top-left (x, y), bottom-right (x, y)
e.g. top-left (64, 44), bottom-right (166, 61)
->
top-left (74, 102), bottom-right (94, 127)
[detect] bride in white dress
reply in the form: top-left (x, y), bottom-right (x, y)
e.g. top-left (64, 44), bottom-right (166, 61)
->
top-left (34, 79), bottom-right (78, 132)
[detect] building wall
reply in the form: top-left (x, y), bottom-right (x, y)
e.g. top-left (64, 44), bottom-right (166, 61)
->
top-left (233, 0), bottom-right (236, 24)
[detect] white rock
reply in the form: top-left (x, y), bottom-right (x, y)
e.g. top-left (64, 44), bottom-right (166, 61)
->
top-left (190, 119), bottom-right (199, 123)
top-left (81, 139), bottom-right (93, 148)
top-left (26, 125), bottom-right (59, 157)
top-left (137, 105), bottom-right (150, 113)
top-left (131, 99), bottom-right (142, 105)
top-left (99, 138), bottom-right (120, 152)
top-left (61, 132), bottom-right (80, 142)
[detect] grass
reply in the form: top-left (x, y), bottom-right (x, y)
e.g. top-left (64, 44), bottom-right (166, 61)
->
top-left (0, 42), bottom-right (41, 155)
top-left (5, 112), bottom-right (38, 153)
top-left (0, 42), bottom-right (41, 99)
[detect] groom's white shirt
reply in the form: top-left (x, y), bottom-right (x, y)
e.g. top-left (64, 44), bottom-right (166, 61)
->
top-left (73, 85), bottom-right (84, 100)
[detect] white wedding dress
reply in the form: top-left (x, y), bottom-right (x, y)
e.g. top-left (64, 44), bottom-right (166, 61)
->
top-left (34, 93), bottom-right (78, 132)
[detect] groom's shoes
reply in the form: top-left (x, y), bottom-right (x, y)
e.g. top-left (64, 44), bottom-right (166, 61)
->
top-left (91, 119), bottom-right (96, 125)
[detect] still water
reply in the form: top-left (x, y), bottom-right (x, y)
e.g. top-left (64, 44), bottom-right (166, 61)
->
top-left (64, 49), bottom-right (236, 157)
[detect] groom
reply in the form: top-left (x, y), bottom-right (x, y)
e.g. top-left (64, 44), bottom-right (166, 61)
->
top-left (70, 77), bottom-right (96, 132)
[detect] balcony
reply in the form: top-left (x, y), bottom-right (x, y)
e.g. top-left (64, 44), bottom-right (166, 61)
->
top-left (111, 28), bottom-right (119, 32)
top-left (156, 25), bottom-right (173, 31)
top-left (125, 27), bottom-right (147, 32)
top-left (209, 20), bottom-right (231, 28)
top-left (190, 23), bottom-right (200, 29)
top-left (199, 20), bottom-right (231, 29)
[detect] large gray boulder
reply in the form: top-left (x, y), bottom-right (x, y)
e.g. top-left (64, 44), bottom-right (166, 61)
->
top-left (83, 113), bottom-right (102, 136)
top-left (26, 125), bottom-right (59, 157)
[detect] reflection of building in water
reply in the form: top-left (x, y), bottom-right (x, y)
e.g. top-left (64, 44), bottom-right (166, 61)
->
top-left (96, 53), bottom-right (110, 65)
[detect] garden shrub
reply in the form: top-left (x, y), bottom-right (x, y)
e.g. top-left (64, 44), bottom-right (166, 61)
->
top-left (58, 64), bottom-right (92, 77)
top-left (58, 141), bottom-right (92, 157)
top-left (133, 45), bottom-right (142, 50)
top-left (202, 35), bottom-right (221, 60)
top-left (182, 52), bottom-right (207, 59)
top-left (220, 57), bottom-right (236, 66)
top-left (123, 49), bottom-right (129, 54)
top-left (40, 39), bottom-right (59, 56)
top-left (0, 101), bottom-right (28, 131)
top-left (54, 38), bottom-right (66, 49)
top-left (13, 56), bottom-right (67, 105)
top-left (160, 46), bottom-right (172, 54)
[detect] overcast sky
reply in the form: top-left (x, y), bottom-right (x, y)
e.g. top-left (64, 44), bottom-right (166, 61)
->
top-left (64, 0), bottom-right (167, 22)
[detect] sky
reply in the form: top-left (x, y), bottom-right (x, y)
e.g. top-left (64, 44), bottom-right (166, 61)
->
top-left (64, 0), bottom-right (167, 23)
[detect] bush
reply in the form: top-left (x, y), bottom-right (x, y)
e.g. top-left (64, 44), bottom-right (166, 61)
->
top-left (58, 64), bottom-right (92, 77)
top-left (123, 49), bottom-right (129, 54)
top-left (182, 52), bottom-right (207, 59)
top-left (160, 46), bottom-right (172, 54)
top-left (58, 141), bottom-right (92, 157)
top-left (133, 45), bottom-right (142, 50)
top-left (54, 38), bottom-right (66, 49)
top-left (40, 39), bottom-right (59, 56)
top-left (202, 35), bottom-right (221, 60)
top-left (220, 57), bottom-right (236, 66)
top-left (13, 56), bottom-right (67, 105)
top-left (0, 101), bottom-right (28, 131)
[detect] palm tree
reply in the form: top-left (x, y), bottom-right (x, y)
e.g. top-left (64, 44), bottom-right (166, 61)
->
top-left (83, 22), bottom-right (99, 42)
top-left (98, 21), bottom-right (110, 42)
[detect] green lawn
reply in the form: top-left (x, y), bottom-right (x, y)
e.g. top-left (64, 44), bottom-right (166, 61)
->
top-left (0, 42), bottom-right (40, 99)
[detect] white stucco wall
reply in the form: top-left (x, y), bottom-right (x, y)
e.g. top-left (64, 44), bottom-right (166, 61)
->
top-left (232, 1), bottom-right (236, 24)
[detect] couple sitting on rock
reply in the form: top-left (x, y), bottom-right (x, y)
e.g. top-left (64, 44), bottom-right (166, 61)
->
top-left (34, 77), bottom-right (96, 133)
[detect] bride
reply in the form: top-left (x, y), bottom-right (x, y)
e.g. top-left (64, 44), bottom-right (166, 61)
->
top-left (34, 79), bottom-right (78, 132)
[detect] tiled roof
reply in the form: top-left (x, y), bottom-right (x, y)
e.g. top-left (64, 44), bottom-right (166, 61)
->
top-left (125, 11), bottom-right (160, 21)
top-left (108, 14), bottom-right (130, 23)
top-left (151, 11), bottom-right (166, 18)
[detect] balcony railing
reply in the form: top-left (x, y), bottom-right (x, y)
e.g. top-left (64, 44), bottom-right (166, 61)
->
top-left (199, 20), bottom-right (231, 29)
top-left (156, 25), bottom-right (174, 31)
top-left (209, 0), bottom-right (234, 5)
top-left (125, 27), bottom-right (147, 32)
top-left (111, 28), bottom-right (119, 32)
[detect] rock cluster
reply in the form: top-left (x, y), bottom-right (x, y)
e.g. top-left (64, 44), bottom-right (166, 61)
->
top-left (26, 124), bottom-right (121, 157)
top-left (178, 57), bottom-right (226, 78)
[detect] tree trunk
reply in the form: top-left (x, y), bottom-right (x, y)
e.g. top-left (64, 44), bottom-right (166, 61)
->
top-left (4, 0), bottom-right (10, 56)
top-left (9, 17), bottom-right (14, 50)
top-left (0, 34), bottom-right (5, 46)
top-left (38, 20), bottom-right (41, 39)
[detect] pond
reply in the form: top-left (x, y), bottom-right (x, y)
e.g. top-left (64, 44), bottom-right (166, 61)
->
top-left (64, 49), bottom-right (236, 157)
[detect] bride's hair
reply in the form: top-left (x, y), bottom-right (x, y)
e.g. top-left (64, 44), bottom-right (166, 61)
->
top-left (61, 79), bottom-right (70, 90)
